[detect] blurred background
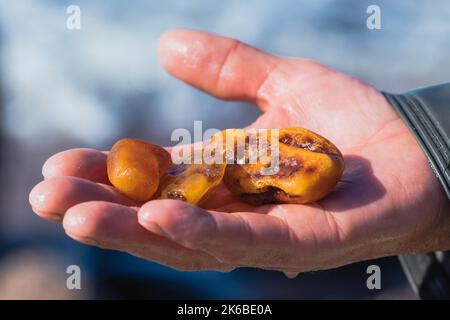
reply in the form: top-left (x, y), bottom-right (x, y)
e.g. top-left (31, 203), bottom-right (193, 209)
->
top-left (1, 0), bottom-right (449, 299)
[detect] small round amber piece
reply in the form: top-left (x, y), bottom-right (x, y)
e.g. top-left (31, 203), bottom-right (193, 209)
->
top-left (107, 138), bottom-right (172, 202)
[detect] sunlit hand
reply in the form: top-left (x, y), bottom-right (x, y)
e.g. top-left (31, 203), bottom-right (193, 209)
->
top-left (29, 29), bottom-right (450, 274)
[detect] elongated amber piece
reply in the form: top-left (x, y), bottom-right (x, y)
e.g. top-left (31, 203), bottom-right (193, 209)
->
top-left (159, 155), bottom-right (226, 205)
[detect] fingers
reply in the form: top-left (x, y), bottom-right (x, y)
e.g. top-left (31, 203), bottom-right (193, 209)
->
top-left (63, 201), bottom-right (233, 271)
top-left (138, 200), bottom-right (306, 270)
top-left (43, 148), bottom-right (109, 184)
top-left (138, 200), bottom-right (351, 271)
top-left (158, 29), bottom-right (280, 105)
top-left (29, 176), bottom-right (137, 221)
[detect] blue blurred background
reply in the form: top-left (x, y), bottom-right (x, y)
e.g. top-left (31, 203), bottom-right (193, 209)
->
top-left (1, 0), bottom-right (449, 299)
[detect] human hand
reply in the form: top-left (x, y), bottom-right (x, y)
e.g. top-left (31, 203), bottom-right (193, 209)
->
top-left (29, 29), bottom-right (450, 274)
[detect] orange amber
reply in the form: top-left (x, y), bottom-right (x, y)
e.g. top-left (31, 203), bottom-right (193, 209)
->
top-left (107, 127), bottom-right (345, 206)
top-left (107, 138), bottom-right (172, 202)
top-left (218, 128), bottom-right (345, 204)
top-left (159, 161), bottom-right (226, 204)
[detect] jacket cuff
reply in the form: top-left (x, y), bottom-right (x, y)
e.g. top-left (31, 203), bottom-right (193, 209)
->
top-left (383, 83), bottom-right (450, 200)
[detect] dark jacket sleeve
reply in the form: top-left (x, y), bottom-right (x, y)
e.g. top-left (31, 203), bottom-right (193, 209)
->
top-left (383, 83), bottom-right (450, 199)
top-left (383, 83), bottom-right (450, 300)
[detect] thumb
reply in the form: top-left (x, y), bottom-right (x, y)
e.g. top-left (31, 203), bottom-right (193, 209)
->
top-left (158, 29), bottom-right (280, 107)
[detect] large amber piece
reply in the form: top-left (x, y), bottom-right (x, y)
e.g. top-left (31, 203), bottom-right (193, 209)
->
top-left (107, 138), bottom-right (172, 202)
top-left (220, 128), bottom-right (344, 204)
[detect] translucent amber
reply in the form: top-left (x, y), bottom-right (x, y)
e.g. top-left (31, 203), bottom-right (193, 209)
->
top-left (159, 156), bottom-right (226, 205)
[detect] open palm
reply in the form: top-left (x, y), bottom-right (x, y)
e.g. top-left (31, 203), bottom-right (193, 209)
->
top-left (30, 30), bottom-right (450, 273)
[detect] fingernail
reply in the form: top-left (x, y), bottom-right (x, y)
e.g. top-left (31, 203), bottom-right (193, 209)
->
top-left (160, 36), bottom-right (205, 69)
top-left (140, 210), bottom-right (154, 222)
top-left (42, 157), bottom-right (58, 179)
top-left (139, 211), bottom-right (172, 239)
top-left (65, 214), bottom-right (87, 228)
top-left (166, 37), bottom-right (189, 55)
top-left (272, 205), bottom-right (287, 214)
top-left (29, 186), bottom-right (49, 209)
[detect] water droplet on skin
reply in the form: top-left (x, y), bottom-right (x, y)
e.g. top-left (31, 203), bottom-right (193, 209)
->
top-left (283, 271), bottom-right (299, 279)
